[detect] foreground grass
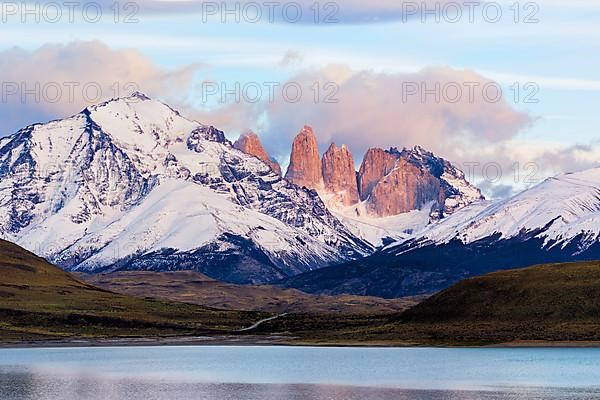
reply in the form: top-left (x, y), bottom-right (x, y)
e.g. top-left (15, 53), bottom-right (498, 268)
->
top-left (256, 261), bottom-right (600, 346)
top-left (4, 238), bottom-right (600, 347)
top-left (0, 240), bottom-right (266, 342)
top-left (80, 271), bottom-right (421, 314)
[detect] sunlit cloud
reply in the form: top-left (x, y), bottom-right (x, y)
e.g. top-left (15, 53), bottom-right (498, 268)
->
top-left (0, 41), bottom-right (199, 135)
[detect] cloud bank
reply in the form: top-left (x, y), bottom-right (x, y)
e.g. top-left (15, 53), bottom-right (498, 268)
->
top-left (197, 64), bottom-right (599, 197)
top-left (0, 41), bottom-right (198, 136)
top-left (256, 65), bottom-right (532, 160)
top-left (2, 41), bottom-right (597, 198)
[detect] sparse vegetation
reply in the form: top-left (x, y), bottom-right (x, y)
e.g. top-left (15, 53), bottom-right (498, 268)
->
top-left (80, 271), bottom-right (421, 314)
top-left (0, 240), bottom-right (266, 342)
top-left (261, 261), bottom-right (600, 345)
top-left (4, 238), bottom-right (600, 347)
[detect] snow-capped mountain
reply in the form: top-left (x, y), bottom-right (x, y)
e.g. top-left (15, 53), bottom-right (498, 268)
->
top-left (280, 168), bottom-right (600, 298)
top-left (389, 167), bottom-right (600, 254)
top-left (0, 93), bottom-right (371, 284)
top-left (282, 126), bottom-right (483, 247)
top-left (323, 146), bottom-right (484, 247)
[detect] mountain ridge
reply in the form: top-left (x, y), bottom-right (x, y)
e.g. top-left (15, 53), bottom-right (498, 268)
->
top-left (0, 93), bottom-right (371, 284)
top-left (0, 238), bottom-right (264, 341)
top-left (278, 125), bottom-right (484, 247)
top-left (283, 127), bottom-right (483, 220)
top-left (279, 167), bottom-right (600, 297)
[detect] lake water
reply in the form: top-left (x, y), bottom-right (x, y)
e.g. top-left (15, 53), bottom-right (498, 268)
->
top-left (1, 346), bottom-right (600, 399)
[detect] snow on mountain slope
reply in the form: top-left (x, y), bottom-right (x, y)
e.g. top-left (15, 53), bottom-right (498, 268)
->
top-left (22, 180), bottom-right (352, 272)
top-left (0, 93), bottom-right (371, 283)
top-left (321, 194), bottom-right (433, 247)
top-left (390, 167), bottom-right (600, 252)
top-left (319, 146), bottom-right (483, 247)
top-left (279, 167), bottom-right (600, 298)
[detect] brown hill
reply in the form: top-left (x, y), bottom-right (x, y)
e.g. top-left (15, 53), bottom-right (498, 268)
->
top-left (0, 240), bottom-right (262, 342)
top-left (80, 271), bottom-right (419, 314)
top-left (261, 261), bottom-right (600, 345)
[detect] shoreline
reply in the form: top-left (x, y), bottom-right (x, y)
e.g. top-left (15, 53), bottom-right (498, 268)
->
top-left (3, 336), bottom-right (600, 349)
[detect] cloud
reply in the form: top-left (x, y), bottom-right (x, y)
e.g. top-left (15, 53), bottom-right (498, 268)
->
top-left (448, 139), bottom-right (600, 197)
top-left (523, 141), bottom-right (600, 176)
top-left (1, 43), bottom-right (594, 199)
top-left (249, 65), bottom-right (532, 163)
top-left (280, 51), bottom-right (304, 67)
top-left (190, 65), bottom-right (558, 199)
top-left (477, 181), bottom-right (518, 200)
top-left (0, 41), bottom-right (199, 136)
top-left (194, 65), bottom-right (597, 198)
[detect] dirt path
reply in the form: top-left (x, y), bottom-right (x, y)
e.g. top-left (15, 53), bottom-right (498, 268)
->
top-left (238, 313), bottom-right (288, 332)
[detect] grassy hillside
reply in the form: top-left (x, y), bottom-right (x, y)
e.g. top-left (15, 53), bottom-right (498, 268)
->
top-left (80, 271), bottom-right (420, 314)
top-left (6, 238), bottom-right (599, 346)
top-left (0, 240), bottom-right (265, 342)
top-left (258, 261), bottom-right (600, 345)
top-left (400, 260), bottom-right (600, 323)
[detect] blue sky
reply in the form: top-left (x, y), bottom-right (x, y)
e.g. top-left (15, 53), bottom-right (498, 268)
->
top-left (1, 0), bottom-right (598, 197)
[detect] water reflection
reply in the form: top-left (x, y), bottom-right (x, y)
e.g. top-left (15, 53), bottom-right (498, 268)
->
top-left (1, 368), bottom-right (599, 400)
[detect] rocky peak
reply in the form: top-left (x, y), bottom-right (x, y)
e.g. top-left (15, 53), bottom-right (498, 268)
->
top-left (285, 125), bottom-right (324, 190)
top-left (321, 143), bottom-right (360, 206)
top-left (356, 146), bottom-right (482, 218)
top-left (234, 131), bottom-right (282, 176)
top-left (283, 126), bottom-right (483, 220)
top-left (194, 125), bottom-right (228, 144)
top-left (367, 157), bottom-right (445, 217)
top-left (128, 91), bottom-right (152, 101)
top-left (358, 148), bottom-right (400, 201)
top-left (399, 146), bottom-right (485, 216)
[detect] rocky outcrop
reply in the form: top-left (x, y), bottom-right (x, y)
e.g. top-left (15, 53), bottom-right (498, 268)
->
top-left (284, 126), bottom-right (482, 219)
top-left (357, 148), bottom-right (400, 201)
top-left (358, 146), bottom-right (482, 218)
top-left (367, 158), bottom-right (445, 217)
top-left (401, 146), bottom-right (484, 216)
top-left (285, 125), bottom-right (323, 190)
top-left (321, 143), bottom-right (359, 206)
top-left (233, 131), bottom-right (281, 176)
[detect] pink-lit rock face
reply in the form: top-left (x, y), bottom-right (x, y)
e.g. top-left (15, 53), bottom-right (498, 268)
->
top-left (321, 143), bottom-right (360, 206)
top-left (357, 148), bottom-right (399, 201)
top-left (285, 125), bottom-right (324, 190)
top-left (284, 125), bottom-right (481, 218)
top-left (234, 131), bottom-right (281, 176)
top-left (366, 157), bottom-right (445, 217)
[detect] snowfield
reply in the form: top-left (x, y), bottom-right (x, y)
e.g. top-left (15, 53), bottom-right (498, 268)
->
top-left (0, 93), bottom-right (370, 282)
top-left (387, 167), bottom-right (600, 253)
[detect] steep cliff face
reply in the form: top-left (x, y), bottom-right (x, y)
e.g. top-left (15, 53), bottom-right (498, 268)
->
top-left (285, 126), bottom-right (323, 190)
top-left (358, 148), bottom-right (400, 201)
top-left (233, 131), bottom-right (281, 176)
top-left (321, 143), bottom-right (360, 206)
top-left (0, 94), bottom-right (373, 284)
top-left (356, 146), bottom-right (483, 218)
top-left (400, 146), bottom-right (484, 217)
top-left (283, 126), bottom-right (482, 223)
top-left (367, 158), bottom-right (445, 217)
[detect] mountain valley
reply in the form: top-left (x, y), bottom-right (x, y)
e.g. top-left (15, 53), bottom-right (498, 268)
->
top-left (0, 93), bottom-right (598, 302)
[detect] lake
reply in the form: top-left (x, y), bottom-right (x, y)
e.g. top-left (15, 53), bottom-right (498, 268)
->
top-left (1, 346), bottom-right (600, 399)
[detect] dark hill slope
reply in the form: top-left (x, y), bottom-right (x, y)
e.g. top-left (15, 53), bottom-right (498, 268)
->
top-left (401, 260), bottom-right (600, 323)
top-left (0, 240), bottom-right (262, 342)
top-left (261, 261), bottom-right (600, 345)
top-left (278, 238), bottom-right (600, 298)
